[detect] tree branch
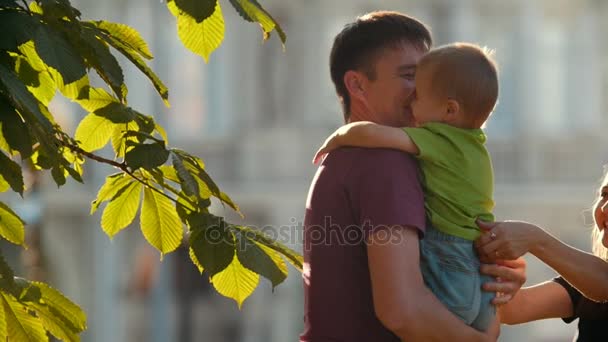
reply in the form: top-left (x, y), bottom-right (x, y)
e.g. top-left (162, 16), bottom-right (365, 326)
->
top-left (61, 142), bottom-right (179, 206)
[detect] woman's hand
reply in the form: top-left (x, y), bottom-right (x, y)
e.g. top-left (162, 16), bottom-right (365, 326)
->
top-left (475, 220), bottom-right (544, 262)
top-left (480, 258), bottom-right (527, 305)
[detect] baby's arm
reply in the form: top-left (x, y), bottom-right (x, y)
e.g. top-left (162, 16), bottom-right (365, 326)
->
top-left (313, 121), bottom-right (419, 164)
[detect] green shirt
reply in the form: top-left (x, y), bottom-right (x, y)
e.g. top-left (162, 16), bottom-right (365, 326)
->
top-left (403, 122), bottom-right (494, 240)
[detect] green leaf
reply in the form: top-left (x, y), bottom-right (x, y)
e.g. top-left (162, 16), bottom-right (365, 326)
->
top-left (189, 216), bottom-right (235, 277)
top-left (101, 181), bottom-right (142, 238)
top-left (167, 0), bottom-right (225, 62)
top-left (140, 187), bottom-right (183, 255)
top-left (188, 246), bottom-right (204, 274)
top-left (27, 302), bottom-right (80, 342)
top-left (158, 165), bottom-right (179, 183)
top-left (110, 122), bottom-right (138, 158)
top-left (13, 53), bottom-right (56, 106)
top-left (0, 176), bottom-right (9, 193)
top-left (39, 0), bottom-right (81, 22)
top-left (57, 73), bottom-right (90, 101)
top-left (211, 254), bottom-right (259, 309)
top-left (94, 102), bottom-right (135, 123)
top-left (34, 282), bottom-right (86, 333)
top-left (232, 225), bottom-right (303, 271)
top-left (88, 21), bottom-right (153, 59)
top-left (0, 202), bottom-right (25, 246)
top-left (64, 164), bottom-right (83, 183)
top-left (228, 0), bottom-right (286, 44)
top-left (0, 64), bottom-right (54, 133)
top-left (74, 113), bottom-right (115, 152)
top-left (0, 0), bottom-right (20, 9)
top-left (125, 143), bottom-right (169, 170)
top-left (0, 97), bottom-right (32, 158)
top-left (235, 231), bottom-right (286, 288)
top-left (155, 123), bottom-right (168, 144)
top-left (34, 25), bottom-right (87, 84)
top-left (0, 12), bottom-right (38, 51)
top-left (0, 246), bottom-right (16, 288)
top-left (0, 151), bottom-right (23, 196)
top-left (96, 32), bottom-right (169, 106)
top-left (171, 152), bottom-right (199, 197)
top-left (1, 293), bottom-right (48, 342)
top-left (91, 173), bottom-right (132, 214)
top-left (51, 165), bottom-right (66, 187)
top-left (75, 87), bottom-right (118, 112)
top-left (78, 27), bottom-right (126, 101)
top-left (172, 0), bottom-right (217, 23)
top-left (0, 293), bottom-right (6, 341)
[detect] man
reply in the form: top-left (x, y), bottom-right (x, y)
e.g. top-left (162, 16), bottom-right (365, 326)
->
top-left (301, 11), bottom-right (525, 341)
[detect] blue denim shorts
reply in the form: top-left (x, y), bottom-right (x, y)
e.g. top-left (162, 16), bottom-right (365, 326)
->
top-left (419, 226), bottom-right (495, 331)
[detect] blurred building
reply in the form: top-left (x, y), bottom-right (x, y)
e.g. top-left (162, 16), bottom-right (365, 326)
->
top-left (8, 0), bottom-right (608, 341)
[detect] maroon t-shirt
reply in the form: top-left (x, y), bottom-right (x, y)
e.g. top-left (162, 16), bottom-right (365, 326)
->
top-left (300, 147), bottom-right (426, 342)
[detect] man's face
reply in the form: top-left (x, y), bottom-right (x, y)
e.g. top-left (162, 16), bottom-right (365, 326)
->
top-left (362, 42), bottom-right (426, 127)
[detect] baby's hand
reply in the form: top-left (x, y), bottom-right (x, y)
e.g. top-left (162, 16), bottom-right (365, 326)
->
top-left (312, 131), bottom-right (342, 165)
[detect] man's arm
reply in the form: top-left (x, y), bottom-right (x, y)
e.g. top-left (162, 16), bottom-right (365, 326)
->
top-left (367, 226), bottom-right (496, 341)
top-left (313, 122), bottom-right (418, 164)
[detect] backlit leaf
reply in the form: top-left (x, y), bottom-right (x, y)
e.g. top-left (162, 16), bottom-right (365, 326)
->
top-left (141, 187), bottom-right (183, 255)
top-left (89, 21), bottom-right (153, 59)
top-left (0, 151), bottom-right (23, 196)
top-left (0, 102), bottom-right (32, 158)
top-left (1, 293), bottom-right (47, 342)
top-left (235, 231), bottom-right (286, 288)
top-left (189, 216), bottom-right (234, 277)
top-left (74, 113), bottom-right (115, 152)
top-left (232, 225), bottom-right (302, 271)
top-left (125, 143), bottom-right (169, 170)
top-left (97, 33), bottom-right (169, 106)
top-left (167, 0), bottom-right (225, 62)
top-left (91, 173), bottom-right (132, 214)
top-left (211, 254), bottom-right (259, 308)
top-left (0, 201), bottom-right (25, 246)
top-left (228, 0), bottom-right (286, 44)
top-left (101, 181), bottom-right (142, 238)
top-left (34, 25), bottom-right (86, 84)
top-left (34, 282), bottom-right (86, 333)
top-left (172, 0), bottom-right (216, 23)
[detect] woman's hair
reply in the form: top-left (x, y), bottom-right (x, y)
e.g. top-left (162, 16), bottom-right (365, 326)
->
top-left (591, 169), bottom-right (608, 261)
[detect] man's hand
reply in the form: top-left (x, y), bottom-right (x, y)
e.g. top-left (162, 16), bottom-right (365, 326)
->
top-left (480, 258), bottom-right (526, 305)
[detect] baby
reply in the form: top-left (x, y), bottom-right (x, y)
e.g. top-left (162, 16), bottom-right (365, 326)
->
top-left (314, 42), bottom-right (499, 331)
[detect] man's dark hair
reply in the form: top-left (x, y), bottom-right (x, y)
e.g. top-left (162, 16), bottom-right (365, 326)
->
top-left (329, 11), bottom-right (432, 121)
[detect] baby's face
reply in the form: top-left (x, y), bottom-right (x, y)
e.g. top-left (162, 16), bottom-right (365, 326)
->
top-left (411, 66), bottom-right (448, 126)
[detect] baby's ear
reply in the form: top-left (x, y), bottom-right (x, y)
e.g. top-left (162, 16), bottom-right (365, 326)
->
top-left (445, 99), bottom-right (461, 121)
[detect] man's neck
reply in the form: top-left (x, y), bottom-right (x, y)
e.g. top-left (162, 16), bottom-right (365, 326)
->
top-left (347, 102), bottom-right (375, 123)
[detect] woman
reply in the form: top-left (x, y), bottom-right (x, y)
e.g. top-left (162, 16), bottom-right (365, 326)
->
top-left (475, 172), bottom-right (608, 341)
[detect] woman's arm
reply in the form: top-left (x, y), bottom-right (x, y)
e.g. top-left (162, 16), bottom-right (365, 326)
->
top-left (313, 121), bottom-right (418, 164)
top-left (499, 281), bottom-right (573, 324)
top-left (476, 221), bottom-right (608, 302)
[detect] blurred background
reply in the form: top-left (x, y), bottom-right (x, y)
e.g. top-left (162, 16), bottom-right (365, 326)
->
top-left (2, 0), bottom-right (608, 341)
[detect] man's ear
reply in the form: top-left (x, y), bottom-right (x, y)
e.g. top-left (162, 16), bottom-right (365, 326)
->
top-left (445, 99), bottom-right (460, 122)
top-left (344, 70), bottom-right (367, 101)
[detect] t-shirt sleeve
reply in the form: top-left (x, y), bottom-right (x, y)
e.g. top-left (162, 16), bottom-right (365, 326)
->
top-left (402, 125), bottom-right (460, 166)
top-left (552, 276), bottom-right (582, 323)
top-left (349, 149), bottom-right (426, 239)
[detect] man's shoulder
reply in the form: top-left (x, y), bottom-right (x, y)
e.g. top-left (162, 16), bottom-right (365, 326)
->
top-left (328, 147), bottom-right (418, 167)
top-left (325, 147), bottom-right (420, 185)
